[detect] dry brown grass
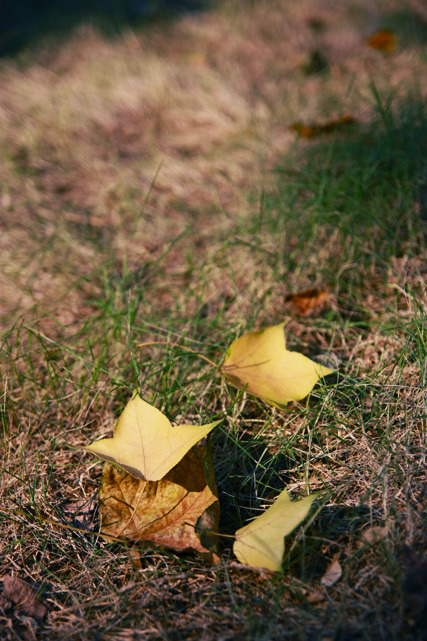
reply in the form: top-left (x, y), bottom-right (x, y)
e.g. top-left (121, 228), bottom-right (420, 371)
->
top-left (1, 0), bottom-right (426, 639)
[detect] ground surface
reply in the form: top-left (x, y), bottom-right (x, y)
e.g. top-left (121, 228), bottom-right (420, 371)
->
top-left (0, 0), bottom-right (426, 639)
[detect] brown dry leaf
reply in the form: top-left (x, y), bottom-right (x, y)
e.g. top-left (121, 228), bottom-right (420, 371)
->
top-left (320, 554), bottom-right (342, 587)
top-left (285, 288), bottom-right (334, 316)
top-left (305, 590), bottom-right (326, 604)
top-left (289, 114), bottom-right (356, 138)
top-left (128, 548), bottom-right (143, 570)
top-left (360, 526), bottom-right (388, 546)
top-left (0, 575), bottom-right (48, 641)
top-left (366, 29), bottom-right (396, 53)
top-left (0, 576), bottom-right (47, 620)
top-left (99, 442), bottom-right (220, 560)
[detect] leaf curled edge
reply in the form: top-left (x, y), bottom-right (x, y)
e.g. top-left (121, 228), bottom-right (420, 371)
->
top-left (233, 489), bottom-right (316, 572)
top-left (221, 323), bottom-right (333, 407)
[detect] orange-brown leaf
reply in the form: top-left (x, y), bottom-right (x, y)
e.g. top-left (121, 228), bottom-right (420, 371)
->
top-left (285, 288), bottom-right (334, 316)
top-left (289, 114), bottom-right (356, 138)
top-left (98, 442), bottom-right (220, 560)
top-left (289, 123), bottom-right (318, 138)
top-left (366, 29), bottom-right (396, 53)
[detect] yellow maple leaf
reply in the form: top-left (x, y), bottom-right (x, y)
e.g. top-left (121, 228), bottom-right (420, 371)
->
top-left (221, 322), bottom-right (333, 407)
top-left (84, 392), bottom-right (221, 481)
top-left (233, 489), bottom-right (316, 572)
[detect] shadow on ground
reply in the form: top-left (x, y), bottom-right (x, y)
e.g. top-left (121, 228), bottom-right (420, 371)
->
top-left (0, 0), bottom-right (214, 56)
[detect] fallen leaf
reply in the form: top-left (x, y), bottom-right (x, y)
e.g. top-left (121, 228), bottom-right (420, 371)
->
top-left (221, 323), bottom-right (333, 407)
top-left (360, 525), bottom-right (388, 546)
top-left (85, 392), bottom-right (221, 481)
top-left (305, 590), bottom-right (326, 604)
top-left (289, 123), bottom-right (319, 138)
top-left (320, 554), bottom-right (342, 587)
top-left (128, 548), bottom-right (143, 569)
top-left (0, 575), bottom-right (48, 641)
top-left (99, 442), bottom-right (220, 560)
top-left (285, 288), bottom-right (334, 316)
top-left (289, 114), bottom-right (356, 138)
top-left (0, 576), bottom-right (47, 620)
top-left (366, 29), bottom-right (396, 53)
top-left (233, 489), bottom-right (316, 572)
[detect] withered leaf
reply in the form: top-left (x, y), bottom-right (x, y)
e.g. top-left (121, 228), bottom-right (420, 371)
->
top-left (366, 29), bottom-right (396, 53)
top-left (360, 525), bottom-right (388, 546)
top-left (99, 442), bottom-right (220, 560)
top-left (289, 114), bottom-right (356, 138)
top-left (0, 575), bottom-right (48, 640)
top-left (0, 576), bottom-right (47, 621)
top-left (61, 496), bottom-right (98, 531)
top-left (320, 554), bottom-right (342, 587)
top-left (285, 288), bottom-right (334, 316)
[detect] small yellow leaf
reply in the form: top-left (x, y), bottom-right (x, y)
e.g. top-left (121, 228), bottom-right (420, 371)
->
top-left (221, 323), bottom-right (333, 407)
top-left (233, 489), bottom-right (316, 572)
top-left (84, 392), bottom-right (221, 481)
